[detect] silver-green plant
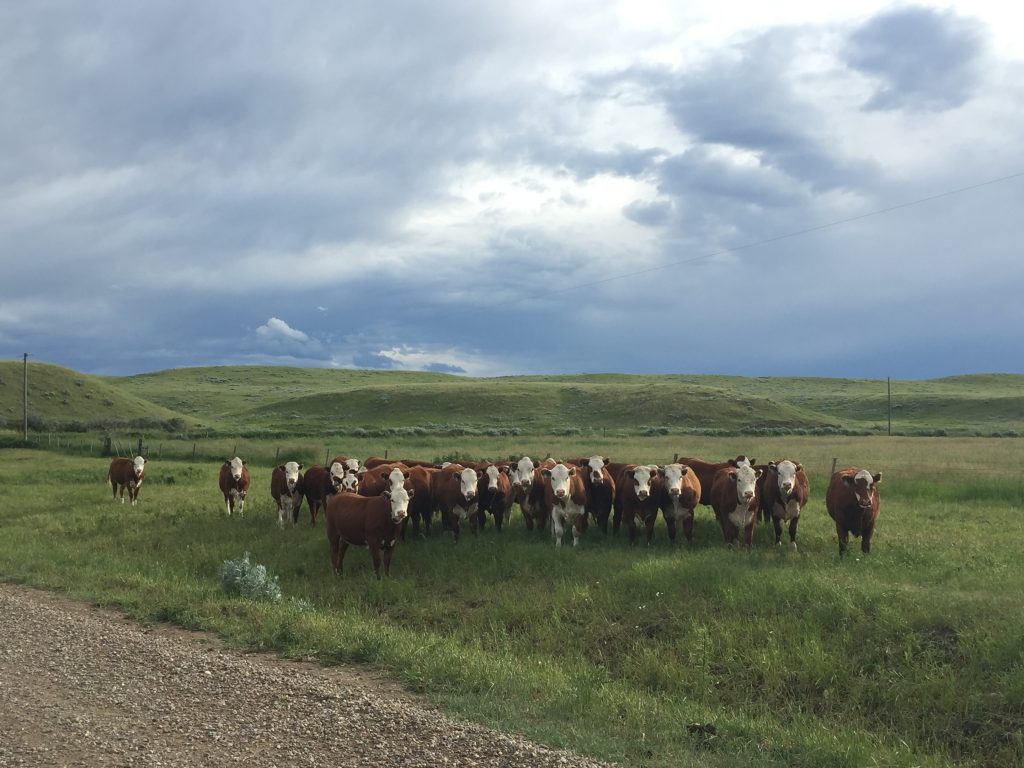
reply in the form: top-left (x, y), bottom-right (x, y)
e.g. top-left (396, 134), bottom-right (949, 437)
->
top-left (218, 552), bottom-right (282, 602)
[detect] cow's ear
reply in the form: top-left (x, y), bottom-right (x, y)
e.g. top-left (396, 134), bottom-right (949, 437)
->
top-left (297, 463), bottom-right (303, 470)
top-left (278, 464), bottom-right (286, 471)
top-left (379, 471), bottom-right (390, 480)
top-left (842, 475), bottom-right (855, 486)
top-left (603, 457), bottom-right (610, 465)
top-left (626, 469), bottom-right (635, 479)
top-left (872, 472), bottom-right (883, 484)
top-left (383, 490), bottom-right (392, 499)
top-left (680, 466), bottom-right (689, 476)
top-left (542, 469), bottom-right (552, 479)
top-left (476, 469), bottom-right (484, 479)
top-left (407, 488), bottom-right (415, 498)
top-left (768, 461), bottom-right (777, 472)
top-left (567, 467), bottom-right (576, 476)
top-left (729, 470), bottom-right (738, 482)
top-left (795, 463), bottom-right (802, 473)
top-left (242, 460), bottom-right (248, 466)
top-left (754, 469), bottom-right (763, 479)
top-left (499, 465), bottom-right (510, 475)
top-left (403, 470), bottom-right (411, 479)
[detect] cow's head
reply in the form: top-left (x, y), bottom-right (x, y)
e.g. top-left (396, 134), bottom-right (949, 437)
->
top-left (729, 464), bottom-right (762, 503)
top-left (542, 463), bottom-right (576, 500)
top-left (512, 457), bottom-right (535, 489)
top-left (581, 456), bottom-right (610, 484)
top-left (343, 458), bottom-right (360, 474)
top-left (771, 460), bottom-right (801, 496)
top-left (280, 461), bottom-right (302, 492)
top-left (729, 455), bottom-right (755, 469)
top-left (387, 467), bottom-right (410, 492)
top-left (658, 463), bottom-right (689, 496)
top-left (228, 456), bottom-right (245, 481)
top-left (484, 464), bottom-right (505, 492)
top-left (625, 465), bottom-right (655, 500)
top-left (132, 456), bottom-right (146, 478)
top-left (843, 469), bottom-right (881, 508)
top-left (339, 472), bottom-right (359, 493)
top-left (453, 467), bottom-right (480, 501)
top-left (382, 487), bottom-right (413, 523)
top-left (329, 462), bottom-right (347, 490)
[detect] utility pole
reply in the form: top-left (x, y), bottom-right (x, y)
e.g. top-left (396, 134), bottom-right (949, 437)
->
top-left (887, 377), bottom-right (892, 436)
top-left (22, 352), bottom-right (29, 442)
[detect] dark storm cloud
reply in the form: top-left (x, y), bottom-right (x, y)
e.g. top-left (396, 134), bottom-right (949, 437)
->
top-left (423, 362), bottom-right (467, 374)
top-left (844, 6), bottom-right (986, 112)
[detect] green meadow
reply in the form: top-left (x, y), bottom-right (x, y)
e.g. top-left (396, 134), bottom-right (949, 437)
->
top-left (1, 433), bottom-right (1022, 767)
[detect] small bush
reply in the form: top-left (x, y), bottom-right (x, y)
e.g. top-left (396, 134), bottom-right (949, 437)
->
top-left (218, 552), bottom-right (282, 602)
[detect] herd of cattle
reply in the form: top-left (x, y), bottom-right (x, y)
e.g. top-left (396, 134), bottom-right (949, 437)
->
top-left (106, 453), bottom-right (884, 578)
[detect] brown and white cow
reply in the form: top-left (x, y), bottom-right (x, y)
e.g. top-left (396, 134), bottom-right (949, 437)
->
top-left (358, 463), bottom-right (411, 497)
top-left (655, 463), bottom-right (702, 545)
top-left (509, 456), bottom-right (541, 530)
top-left (541, 462), bottom-right (588, 547)
top-left (575, 456), bottom-right (616, 535)
top-left (676, 455), bottom-right (757, 505)
top-left (709, 463), bottom-right (763, 547)
top-left (826, 467), bottom-right (883, 557)
top-left (615, 464), bottom-right (660, 545)
top-left (758, 459), bottom-right (810, 550)
top-left (477, 462), bottom-right (513, 532)
top-left (325, 486), bottom-right (413, 579)
top-left (330, 456), bottom-right (362, 475)
top-left (270, 461), bottom-right (304, 528)
top-left (432, 463), bottom-right (482, 542)
top-left (107, 456), bottom-right (146, 506)
top-left (218, 457), bottom-right (251, 516)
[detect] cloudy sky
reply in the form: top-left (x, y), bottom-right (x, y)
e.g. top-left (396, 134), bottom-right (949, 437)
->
top-left (2, 1), bottom-right (1022, 378)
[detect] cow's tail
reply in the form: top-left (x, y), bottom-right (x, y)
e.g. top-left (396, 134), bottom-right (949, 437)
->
top-left (106, 469), bottom-right (113, 487)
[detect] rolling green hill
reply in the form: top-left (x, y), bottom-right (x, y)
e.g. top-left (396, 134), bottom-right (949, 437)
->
top-left (2, 360), bottom-right (1021, 437)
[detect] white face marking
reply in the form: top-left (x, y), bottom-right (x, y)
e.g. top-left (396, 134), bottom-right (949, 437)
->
top-left (513, 457), bottom-right (535, 488)
top-left (229, 456), bottom-right (244, 481)
top-left (547, 463), bottom-right (575, 499)
top-left (458, 468), bottom-right (478, 500)
top-left (387, 468), bottom-right (406, 492)
top-left (853, 469), bottom-right (875, 507)
top-left (340, 473), bottom-right (359, 492)
top-left (661, 463), bottom-right (686, 496)
top-left (330, 462), bottom-right (346, 483)
top-left (343, 458), bottom-right (360, 473)
top-left (133, 456), bottom-right (146, 477)
top-left (283, 461), bottom-right (301, 490)
top-left (733, 464), bottom-right (758, 503)
top-left (585, 456), bottom-right (606, 483)
top-left (387, 487), bottom-right (411, 523)
top-left (775, 460), bottom-right (798, 496)
top-left (734, 456), bottom-right (752, 468)
top-left (485, 464), bottom-right (501, 491)
top-left (630, 466), bottom-right (655, 500)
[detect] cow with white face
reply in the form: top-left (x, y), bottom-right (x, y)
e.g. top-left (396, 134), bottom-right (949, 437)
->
top-left (758, 459), bottom-right (810, 550)
top-left (218, 457), bottom-right (251, 517)
top-left (270, 461), bottom-right (305, 528)
top-left (575, 456), bottom-right (615, 535)
top-left (541, 462), bottom-right (588, 547)
top-left (510, 456), bottom-right (544, 530)
top-left (614, 464), bottom-right (660, 545)
top-left (710, 463), bottom-right (763, 547)
top-left (655, 463), bottom-right (702, 545)
top-left (106, 456), bottom-right (147, 506)
top-left (826, 467), bottom-right (883, 556)
top-left (432, 464), bottom-right (482, 542)
top-left (477, 463), bottom-right (513, 532)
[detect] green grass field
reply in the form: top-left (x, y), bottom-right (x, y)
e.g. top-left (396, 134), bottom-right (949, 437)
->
top-left (1, 435), bottom-right (1022, 767)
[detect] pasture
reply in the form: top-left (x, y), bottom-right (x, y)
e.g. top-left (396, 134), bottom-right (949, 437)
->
top-left (1, 435), bottom-right (1022, 767)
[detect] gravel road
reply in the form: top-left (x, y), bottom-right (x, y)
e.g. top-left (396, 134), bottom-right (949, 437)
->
top-left (0, 584), bottom-right (614, 767)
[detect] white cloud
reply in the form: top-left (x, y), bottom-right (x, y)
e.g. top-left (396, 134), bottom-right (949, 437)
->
top-left (256, 318), bottom-right (311, 344)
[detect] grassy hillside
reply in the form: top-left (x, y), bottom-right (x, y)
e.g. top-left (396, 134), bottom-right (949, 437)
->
top-left (3, 360), bottom-right (1022, 437)
top-left (0, 361), bottom-right (193, 432)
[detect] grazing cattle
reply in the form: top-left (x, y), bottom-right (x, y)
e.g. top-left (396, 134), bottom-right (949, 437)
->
top-left (270, 461), bottom-right (304, 528)
top-left (541, 462), bottom-right (588, 547)
top-left (107, 456), bottom-right (146, 506)
top-left (575, 456), bottom-right (616, 535)
top-left (477, 462), bottom-right (513, 532)
top-left (655, 463), bottom-right (702, 545)
top-left (218, 457), bottom-right (251, 517)
top-left (676, 455), bottom-right (757, 505)
top-left (826, 467), bottom-right (883, 556)
top-left (709, 463), bottom-right (763, 547)
top-left (404, 465), bottom-right (438, 537)
top-left (615, 464), bottom-right (660, 544)
top-left (758, 460), bottom-right (810, 550)
top-left (302, 465), bottom-right (340, 525)
top-left (325, 487), bottom-right (413, 579)
top-left (432, 463), bottom-right (482, 542)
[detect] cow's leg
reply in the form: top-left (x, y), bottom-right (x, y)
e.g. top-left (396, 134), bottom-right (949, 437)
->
top-left (612, 502), bottom-right (622, 535)
top-left (772, 515), bottom-right (783, 546)
top-left (788, 518), bottom-right (799, 551)
top-left (369, 542), bottom-right (382, 580)
top-left (664, 511), bottom-right (678, 543)
top-left (682, 512), bottom-right (694, 546)
top-left (861, 522), bottom-right (874, 554)
top-left (644, 514), bottom-right (656, 546)
top-left (338, 541), bottom-right (349, 574)
top-left (238, 497), bottom-right (245, 517)
top-left (278, 503), bottom-right (285, 529)
top-left (628, 514), bottom-right (639, 545)
top-left (225, 496), bottom-right (232, 516)
top-left (836, 523), bottom-right (849, 557)
top-left (522, 505), bottom-right (534, 531)
top-left (382, 545), bottom-right (394, 577)
top-left (572, 515), bottom-right (583, 548)
top-left (329, 534), bottom-right (341, 574)
top-left (494, 507), bottom-right (504, 532)
top-left (450, 514), bottom-right (461, 543)
top-left (743, 520), bottom-right (755, 549)
top-left (551, 513), bottom-right (564, 547)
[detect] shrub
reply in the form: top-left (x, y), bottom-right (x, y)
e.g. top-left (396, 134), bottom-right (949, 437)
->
top-left (218, 552), bottom-right (282, 602)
